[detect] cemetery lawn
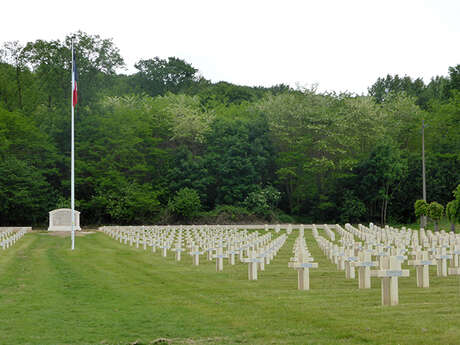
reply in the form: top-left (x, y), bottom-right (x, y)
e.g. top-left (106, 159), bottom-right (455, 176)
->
top-left (1, 231), bottom-right (460, 345)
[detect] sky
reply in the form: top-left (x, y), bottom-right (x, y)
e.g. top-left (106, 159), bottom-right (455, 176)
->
top-left (1, 0), bottom-right (459, 94)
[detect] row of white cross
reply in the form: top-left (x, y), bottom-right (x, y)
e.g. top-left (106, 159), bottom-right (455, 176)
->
top-left (0, 227), bottom-right (28, 250)
top-left (345, 224), bottom-right (460, 278)
top-left (315, 223), bottom-right (460, 306)
top-left (101, 225), bottom-right (288, 280)
top-left (288, 228), bottom-right (318, 290)
top-left (100, 223), bottom-right (459, 306)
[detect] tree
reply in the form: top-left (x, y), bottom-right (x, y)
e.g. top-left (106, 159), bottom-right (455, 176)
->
top-left (446, 200), bottom-right (459, 232)
top-left (414, 199), bottom-right (428, 229)
top-left (160, 93), bottom-right (215, 146)
top-left (197, 81), bottom-right (260, 106)
top-left (454, 184), bottom-right (460, 201)
top-left (447, 64), bottom-right (460, 94)
top-left (446, 184), bottom-right (460, 232)
top-left (380, 93), bottom-right (424, 151)
top-left (23, 31), bottom-right (125, 109)
top-left (368, 74), bottom-right (426, 107)
top-left (0, 157), bottom-right (53, 225)
top-left (356, 143), bottom-right (407, 225)
top-left (427, 201), bottom-right (444, 231)
top-left (340, 191), bottom-right (366, 224)
top-left (0, 41), bottom-right (27, 110)
top-left (168, 188), bottom-right (201, 220)
top-left (203, 113), bottom-right (273, 207)
top-left (134, 57), bottom-right (198, 96)
top-left (244, 186), bottom-right (281, 219)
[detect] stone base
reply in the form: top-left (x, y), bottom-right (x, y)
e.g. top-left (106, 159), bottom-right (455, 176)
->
top-left (48, 226), bottom-right (81, 231)
top-left (48, 209), bottom-right (81, 231)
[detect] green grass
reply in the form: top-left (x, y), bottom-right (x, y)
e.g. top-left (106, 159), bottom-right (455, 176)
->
top-left (1, 230), bottom-right (460, 345)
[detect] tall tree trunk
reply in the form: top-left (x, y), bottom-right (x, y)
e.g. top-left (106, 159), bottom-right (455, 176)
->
top-left (450, 222), bottom-right (455, 232)
top-left (380, 196), bottom-right (385, 227)
top-left (383, 184), bottom-right (389, 226)
top-left (287, 177), bottom-right (293, 214)
top-left (381, 184), bottom-right (389, 226)
top-left (434, 221), bottom-right (438, 232)
top-left (16, 66), bottom-right (23, 109)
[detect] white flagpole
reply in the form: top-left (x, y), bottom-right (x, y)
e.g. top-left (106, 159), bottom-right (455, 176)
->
top-left (71, 40), bottom-right (75, 250)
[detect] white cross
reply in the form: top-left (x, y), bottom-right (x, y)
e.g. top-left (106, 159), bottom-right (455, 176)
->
top-left (371, 256), bottom-right (410, 306)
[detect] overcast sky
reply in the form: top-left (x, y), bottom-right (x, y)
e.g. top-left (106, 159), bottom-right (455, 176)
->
top-left (2, 0), bottom-right (459, 94)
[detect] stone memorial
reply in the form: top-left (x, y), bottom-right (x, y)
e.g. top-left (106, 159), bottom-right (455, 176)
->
top-left (407, 251), bottom-right (436, 288)
top-left (189, 245), bottom-right (203, 266)
top-left (48, 208), bottom-right (81, 231)
top-left (352, 251), bottom-right (377, 289)
top-left (242, 250), bottom-right (263, 280)
top-left (371, 256), bottom-right (410, 306)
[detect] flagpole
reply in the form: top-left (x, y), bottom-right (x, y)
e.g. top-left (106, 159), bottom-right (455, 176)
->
top-left (71, 40), bottom-right (75, 250)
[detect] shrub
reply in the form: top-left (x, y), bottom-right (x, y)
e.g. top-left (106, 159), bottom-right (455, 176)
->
top-left (168, 188), bottom-right (201, 220)
top-left (277, 212), bottom-right (295, 224)
top-left (414, 199), bottom-right (428, 218)
top-left (414, 199), bottom-right (428, 228)
top-left (244, 186), bottom-right (281, 217)
top-left (340, 191), bottom-right (366, 223)
top-left (427, 201), bottom-right (444, 231)
top-left (446, 200), bottom-right (459, 232)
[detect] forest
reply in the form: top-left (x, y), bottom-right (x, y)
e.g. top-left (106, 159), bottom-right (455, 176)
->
top-left (0, 32), bottom-right (459, 226)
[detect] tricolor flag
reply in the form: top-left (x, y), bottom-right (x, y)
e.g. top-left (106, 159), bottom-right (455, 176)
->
top-left (72, 47), bottom-right (78, 107)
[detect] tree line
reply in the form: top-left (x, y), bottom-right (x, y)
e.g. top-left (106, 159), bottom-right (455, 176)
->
top-left (0, 31), bottom-right (459, 227)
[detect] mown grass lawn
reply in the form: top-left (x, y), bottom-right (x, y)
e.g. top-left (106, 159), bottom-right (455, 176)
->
top-left (0, 229), bottom-right (460, 345)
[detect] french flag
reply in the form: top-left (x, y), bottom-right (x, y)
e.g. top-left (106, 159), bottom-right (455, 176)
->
top-left (72, 47), bottom-right (78, 107)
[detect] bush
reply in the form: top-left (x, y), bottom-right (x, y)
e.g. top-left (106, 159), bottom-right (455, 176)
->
top-left (454, 184), bottom-right (460, 201)
top-left (244, 186), bottom-right (281, 217)
top-left (414, 199), bottom-right (428, 218)
top-left (168, 188), bottom-right (201, 220)
top-left (276, 212), bottom-right (295, 224)
top-left (197, 205), bottom-right (275, 224)
top-left (446, 200), bottom-right (459, 232)
top-left (340, 191), bottom-right (366, 223)
top-left (414, 199), bottom-right (429, 228)
top-left (427, 201), bottom-right (444, 231)
top-left (105, 183), bottom-right (161, 224)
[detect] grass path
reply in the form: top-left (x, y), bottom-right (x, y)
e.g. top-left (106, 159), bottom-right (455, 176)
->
top-left (0, 230), bottom-right (459, 344)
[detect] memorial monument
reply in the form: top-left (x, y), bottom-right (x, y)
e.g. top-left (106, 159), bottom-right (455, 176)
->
top-left (48, 208), bottom-right (81, 231)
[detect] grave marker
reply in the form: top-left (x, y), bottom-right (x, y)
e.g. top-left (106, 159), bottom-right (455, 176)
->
top-left (371, 256), bottom-right (410, 306)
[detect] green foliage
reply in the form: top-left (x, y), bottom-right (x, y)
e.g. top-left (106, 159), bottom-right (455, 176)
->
top-left (355, 142), bottom-right (407, 225)
top-left (454, 184), bottom-right (460, 201)
top-left (168, 188), bottom-right (201, 220)
top-left (446, 185), bottom-right (460, 231)
top-left (200, 204), bottom-right (251, 223)
top-left (428, 201), bottom-right (444, 231)
top-left (427, 202), bottom-right (444, 220)
top-left (0, 157), bottom-right (52, 225)
top-left (0, 32), bottom-right (459, 225)
top-left (161, 93), bottom-right (215, 144)
top-left (448, 65), bottom-right (460, 93)
top-left (244, 186), bottom-right (281, 217)
top-left (203, 114), bottom-right (274, 207)
top-left (276, 211), bottom-right (295, 223)
top-left (104, 183), bottom-right (161, 224)
top-left (446, 200), bottom-right (459, 224)
top-left (134, 57), bottom-right (198, 96)
top-left (414, 199), bottom-right (428, 218)
top-left (368, 74), bottom-right (425, 104)
top-left (340, 191), bottom-right (366, 223)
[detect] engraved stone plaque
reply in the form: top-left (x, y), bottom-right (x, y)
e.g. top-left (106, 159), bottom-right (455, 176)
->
top-left (48, 208), bottom-right (81, 231)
